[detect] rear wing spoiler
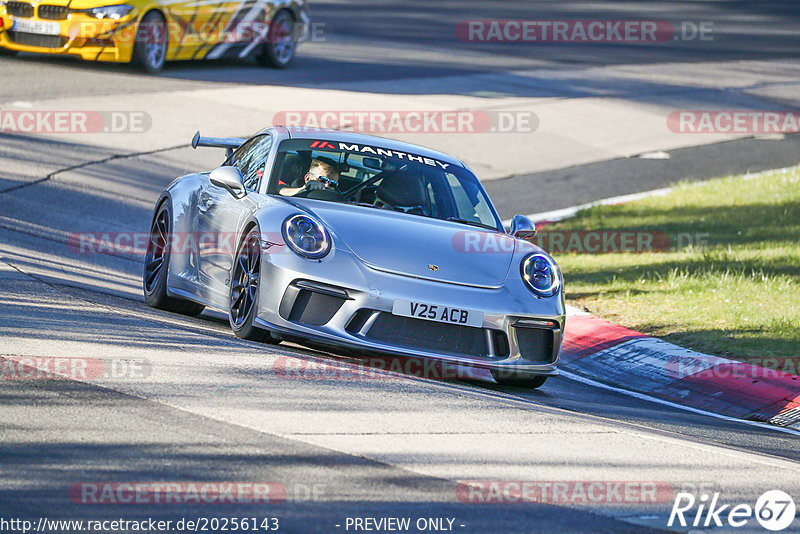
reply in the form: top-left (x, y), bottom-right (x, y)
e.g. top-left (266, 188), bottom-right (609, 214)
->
top-left (191, 131), bottom-right (247, 157)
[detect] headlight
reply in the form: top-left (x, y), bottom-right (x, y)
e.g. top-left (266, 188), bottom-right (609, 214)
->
top-left (79, 4), bottom-right (134, 19)
top-left (281, 214), bottom-right (331, 260)
top-left (521, 253), bottom-right (560, 297)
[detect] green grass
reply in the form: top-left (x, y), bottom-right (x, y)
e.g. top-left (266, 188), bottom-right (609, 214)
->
top-left (549, 166), bottom-right (800, 364)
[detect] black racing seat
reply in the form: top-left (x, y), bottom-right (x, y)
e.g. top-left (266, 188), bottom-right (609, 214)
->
top-left (278, 153), bottom-right (306, 189)
top-left (375, 170), bottom-right (429, 215)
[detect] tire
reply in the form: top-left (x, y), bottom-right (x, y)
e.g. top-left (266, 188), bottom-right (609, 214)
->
top-left (490, 369), bottom-right (548, 389)
top-left (256, 10), bottom-right (296, 69)
top-left (132, 11), bottom-right (167, 73)
top-left (143, 202), bottom-right (205, 316)
top-left (229, 227), bottom-right (280, 343)
top-left (0, 48), bottom-right (19, 57)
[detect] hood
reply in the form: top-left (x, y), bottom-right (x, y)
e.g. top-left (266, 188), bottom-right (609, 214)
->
top-left (61, 0), bottom-right (134, 9)
top-left (292, 199), bottom-right (517, 288)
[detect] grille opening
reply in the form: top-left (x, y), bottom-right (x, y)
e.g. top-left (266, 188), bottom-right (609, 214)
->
top-left (6, 31), bottom-right (67, 48)
top-left (364, 312), bottom-right (491, 358)
top-left (6, 1), bottom-right (33, 17)
top-left (515, 327), bottom-right (555, 362)
top-left (38, 4), bottom-right (69, 19)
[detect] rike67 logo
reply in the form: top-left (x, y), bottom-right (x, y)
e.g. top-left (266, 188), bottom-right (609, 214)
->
top-left (669, 490), bottom-right (796, 531)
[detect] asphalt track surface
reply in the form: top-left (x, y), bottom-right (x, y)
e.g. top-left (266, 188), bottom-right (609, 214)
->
top-left (2, 0), bottom-right (800, 100)
top-left (2, 1), bottom-right (800, 532)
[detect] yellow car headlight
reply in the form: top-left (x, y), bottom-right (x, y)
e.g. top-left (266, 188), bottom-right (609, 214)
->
top-left (76, 4), bottom-right (134, 20)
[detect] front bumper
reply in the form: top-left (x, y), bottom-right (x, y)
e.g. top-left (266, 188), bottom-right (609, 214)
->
top-left (253, 245), bottom-right (565, 377)
top-left (0, 11), bottom-right (137, 62)
top-left (0, 3), bottom-right (312, 62)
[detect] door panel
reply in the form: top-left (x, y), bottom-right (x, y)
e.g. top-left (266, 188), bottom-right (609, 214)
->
top-left (197, 184), bottom-right (254, 305)
top-left (196, 134), bottom-right (272, 307)
top-left (165, 0), bottom-right (242, 60)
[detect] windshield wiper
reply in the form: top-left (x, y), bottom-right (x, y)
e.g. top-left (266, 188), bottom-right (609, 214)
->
top-left (445, 217), bottom-right (498, 231)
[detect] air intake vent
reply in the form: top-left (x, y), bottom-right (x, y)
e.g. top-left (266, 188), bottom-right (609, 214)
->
top-left (6, 31), bottom-right (67, 48)
top-left (279, 282), bottom-right (348, 327)
top-left (515, 327), bottom-right (555, 362)
top-left (6, 1), bottom-right (34, 17)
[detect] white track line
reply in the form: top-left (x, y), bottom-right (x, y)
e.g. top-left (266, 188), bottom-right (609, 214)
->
top-left (505, 163), bottom-right (800, 225)
top-left (522, 187), bottom-right (673, 224)
top-left (559, 369), bottom-right (800, 436)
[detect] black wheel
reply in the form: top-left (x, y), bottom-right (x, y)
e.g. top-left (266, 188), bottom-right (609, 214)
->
top-left (256, 10), bottom-right (296, 69)
top-left (0, 48), bottom-right (19, 57)
top-left (132, 11), bottom-right (167, 73)
top-left (491, 369), bottom-right (548, 389)
top-left (143, 202), bottom-right (205, 316)
top-left (229, 228), bottom-right (280, 343)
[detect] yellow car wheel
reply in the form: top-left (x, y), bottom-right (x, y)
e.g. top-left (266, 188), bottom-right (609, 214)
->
top-left (256, 10), bottom-right (296, 69)
top-left (131, 10), bottom-right (167, 73)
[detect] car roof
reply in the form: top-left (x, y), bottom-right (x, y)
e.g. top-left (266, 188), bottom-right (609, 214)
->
top-left (273, 126), bottom-right (465, 169)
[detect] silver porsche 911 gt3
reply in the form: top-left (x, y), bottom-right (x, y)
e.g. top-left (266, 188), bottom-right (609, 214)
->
top-left (143, 127), bottom-right (565, 387)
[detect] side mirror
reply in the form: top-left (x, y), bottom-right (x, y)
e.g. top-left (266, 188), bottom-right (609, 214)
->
top-left (209, 166), bottom-right (246, 199)
top-left (509, 214), bottom-right (537, 241)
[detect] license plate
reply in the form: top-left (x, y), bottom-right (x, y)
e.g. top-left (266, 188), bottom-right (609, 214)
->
top-left (392, 299), bottom-right (484, 328)
top-left (12, 19), bottom-right (61, 36)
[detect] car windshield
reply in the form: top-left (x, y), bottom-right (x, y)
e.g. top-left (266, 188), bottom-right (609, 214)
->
top-left (267, 138), bottom-right (503, 230)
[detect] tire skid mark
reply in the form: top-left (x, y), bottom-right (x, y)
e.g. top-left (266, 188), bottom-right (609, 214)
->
top-left (0, 143), bottom-right (189, 196)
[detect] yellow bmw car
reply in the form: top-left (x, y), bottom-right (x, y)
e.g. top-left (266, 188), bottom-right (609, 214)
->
top-left (0, 0), bottom-right (308, 72)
